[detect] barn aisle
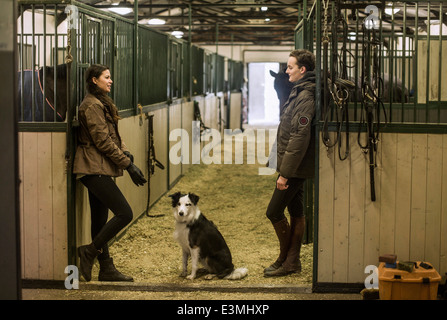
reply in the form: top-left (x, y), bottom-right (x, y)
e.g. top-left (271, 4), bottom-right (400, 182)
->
top-left (106, 127), bottom-right (314, 290)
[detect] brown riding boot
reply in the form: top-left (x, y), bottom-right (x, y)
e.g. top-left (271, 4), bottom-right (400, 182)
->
top-left (264, 218), bottom-right (290, 274)
top-left (265, 216), bottom-right (305, 277)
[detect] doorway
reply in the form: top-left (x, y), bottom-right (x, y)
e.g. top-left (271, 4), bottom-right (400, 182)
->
top-left (247, 62), bottom-right (280, 126)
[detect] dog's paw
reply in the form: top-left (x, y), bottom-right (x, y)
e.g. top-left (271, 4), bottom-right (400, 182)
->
top-left (179, 271), bottom-right (187, 278)
top-left (204, 274), bottom-right (217, 280)
top-left (186, 274), bottom-right (196, 280)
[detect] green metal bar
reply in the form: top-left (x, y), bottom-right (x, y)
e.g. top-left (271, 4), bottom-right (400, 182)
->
top-left (43, 5), bottom-right (47, 121)
top-left (353, 8), bottom-right (359, 121)
top-left (321, 120), bottom-right (447, 134)
top-left (389, 3), bottom-right (395, 121)
top-left (134, 0), bottom-right (138, 113)
top-left (20, 5), bottom-right (24, 121)
top-left (66, 4), bottom-right (78, 266)
top-left (401, 3), bottom-right (407, 122)
top-left (54, 3), bottom-right (58, 122)
top-left (438, 2), bottom-right (443, 124)
top-left (31, 4), bottom-right (35, 121)
top-left (414, 2), bottom-right (418, 122)
top-left (312, 0), bottom-right (320, 289)
top-left (425, 1), bottom-right (430, 123)
top-left (188, 4), bottom-right (192, 100)
top-left (379, 4), bottom-right (383, 117)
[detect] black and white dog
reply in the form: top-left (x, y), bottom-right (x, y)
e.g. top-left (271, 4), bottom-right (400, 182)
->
top-left (169, 192), bottom-right (248, 280)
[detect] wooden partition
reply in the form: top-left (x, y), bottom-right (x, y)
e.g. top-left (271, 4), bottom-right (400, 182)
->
top-left (229, 92), bottom-right (242, 130)
top-left (19, 132), bottom-right (67, 280)
top-left (317, 131), bottom-right (447, 285)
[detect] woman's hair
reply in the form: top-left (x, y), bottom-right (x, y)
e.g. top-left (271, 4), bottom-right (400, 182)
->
top-left (85, 64), bottom-right (120, 123)
top-left (289, 49), bottom-right (315, 72)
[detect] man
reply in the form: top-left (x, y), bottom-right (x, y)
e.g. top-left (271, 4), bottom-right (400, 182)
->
top-left (264, 49), bottom-right (316, 277)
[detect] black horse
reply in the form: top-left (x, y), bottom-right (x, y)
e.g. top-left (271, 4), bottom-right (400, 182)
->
top-left (270, 68), bottom-right (294, 117)
top-left (349, 74), bottom-right (410, 103)
top-left (17, 63), bottom-right (68, 122)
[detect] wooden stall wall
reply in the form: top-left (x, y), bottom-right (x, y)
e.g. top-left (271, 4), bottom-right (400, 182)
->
top-left (318, 131), bottom-right (447, 285)
top-left (229, 92), bottom-right (242, 130)
top-left (181, 101), bottom-right (195, 175)
top-left (19, 132), bottom-right (68, 281)
top-left (149, 107), bottom-right (169, 206)
top-left (169, 102), bottom-right (183, 187)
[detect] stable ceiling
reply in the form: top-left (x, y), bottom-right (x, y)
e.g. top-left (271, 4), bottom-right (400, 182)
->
top-left (79, 1), bottom-right (447, 46)
top-left (81, 0), bottom-right (301, 45)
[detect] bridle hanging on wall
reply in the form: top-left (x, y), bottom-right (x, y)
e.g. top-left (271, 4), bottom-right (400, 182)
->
top-left (321, 0), bottom-right (356, 161)
top-left (321, 0), bottom-right (388, 202)
top-left (358, 20), bottom-right (387, 202)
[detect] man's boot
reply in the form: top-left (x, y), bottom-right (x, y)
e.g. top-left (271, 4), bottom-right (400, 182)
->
top-left (264, 216), bottom-right (305, 277)
top-left (98, 258), bottom-right (134, 282)
top-left (264, 218), bottom-right (290, 273)
top-left (78, 243), bottom-right (101, 282)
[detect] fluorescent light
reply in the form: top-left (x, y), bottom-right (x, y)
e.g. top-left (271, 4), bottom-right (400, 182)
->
top-left (348, 32), bottom-right (356, 41)
top-left (148, 18), bottom-right (166, 25)
top-left (108, 7), bottom-right (133, 15)
top-left (171, 31), bottom-right (184, 38)
top-left (265, 18), bottom-right (270, 22)
top-left (385, 7), bottom-right (400, 15)
top-left (261, 7), bottom-right (268, 12)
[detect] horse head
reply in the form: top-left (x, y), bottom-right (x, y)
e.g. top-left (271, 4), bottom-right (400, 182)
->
top-left (270, 68), bottom-right (293, 116)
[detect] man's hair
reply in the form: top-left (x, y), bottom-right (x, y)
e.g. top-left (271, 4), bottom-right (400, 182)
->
top-left (289, 49), bottom-right (315, 72)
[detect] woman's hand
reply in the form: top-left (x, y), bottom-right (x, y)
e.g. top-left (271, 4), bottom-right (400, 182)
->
top-left (276, 175), bottom-right (289, 190)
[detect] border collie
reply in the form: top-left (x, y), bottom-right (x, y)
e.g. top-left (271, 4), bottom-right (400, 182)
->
top-left (169, 192), bottom-right (248, 280)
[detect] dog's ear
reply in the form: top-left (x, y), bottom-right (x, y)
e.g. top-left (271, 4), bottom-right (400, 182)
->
top-left (168, 192), bottom-right (182, 207)
top-left (188, 193), bottom-right (200, 205)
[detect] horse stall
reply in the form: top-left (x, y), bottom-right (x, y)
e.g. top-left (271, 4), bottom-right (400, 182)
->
top-left (295, 0), bottom-right (447, 292)
top-left (17, 0), bottom-right (243, 282)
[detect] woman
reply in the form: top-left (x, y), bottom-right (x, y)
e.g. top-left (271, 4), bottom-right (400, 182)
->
top-left (264, 50), bottom-right (316, 277)
top-left (73, 64), bottom-right (147, 282)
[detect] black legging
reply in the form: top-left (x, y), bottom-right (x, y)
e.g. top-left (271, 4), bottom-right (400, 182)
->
top-left (266, 177), bottom-right (305, 224)
top-left (80, 175), bottom-right (133, 260)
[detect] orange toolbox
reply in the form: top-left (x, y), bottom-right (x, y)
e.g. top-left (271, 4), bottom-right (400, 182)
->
top-left (378, 261), bottom-right (441, 300)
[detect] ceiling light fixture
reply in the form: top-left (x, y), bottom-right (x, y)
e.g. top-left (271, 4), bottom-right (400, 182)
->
top-left (385, 3), bottom-right (400, 15)
top-left (171, 31), bottom-right (184, 38)
top-left (148, 18), bottom-right (166, 25)
top-left (108, 7), bottom-right (133, 15)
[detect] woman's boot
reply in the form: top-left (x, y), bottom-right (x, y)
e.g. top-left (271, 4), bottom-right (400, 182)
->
top-left (264, 216), bottom-right (305, 277)
top-left (78, 243), bottom-right (101, 282)
top-left (264, 218), bottom-right (290, 274)
top-left (98, 258), bottom-right (134, 282)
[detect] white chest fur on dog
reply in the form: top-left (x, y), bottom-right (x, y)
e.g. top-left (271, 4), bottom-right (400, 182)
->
top-left (170, 192), bottom-right (248, 280)
top-left (173, 222), bottom-right (191, 252)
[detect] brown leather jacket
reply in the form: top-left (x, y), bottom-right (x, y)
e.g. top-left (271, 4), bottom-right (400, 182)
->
top-left (276, 71), bottom-right (316, 179)
top-left (73, 93), bottom-right (131, 177)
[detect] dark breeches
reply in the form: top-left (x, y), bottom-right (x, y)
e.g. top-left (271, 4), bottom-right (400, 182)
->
top-left (80, 175), bottom-right (133, 260)
top-left (266, 177), bottom-right (305, 224)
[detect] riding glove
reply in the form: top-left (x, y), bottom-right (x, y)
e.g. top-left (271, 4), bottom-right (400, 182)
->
top-left (126, 163), bottom-right (147, 186)
top-left (123, 151), bottom-right (134, 163)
